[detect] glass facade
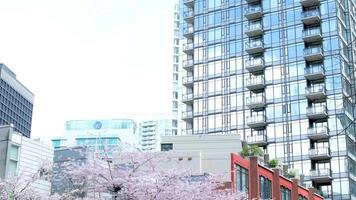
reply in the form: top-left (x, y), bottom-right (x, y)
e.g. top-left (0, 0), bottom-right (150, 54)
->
top-left (182, 0), bottom-right (356, 199)
top-left (65, 119), bottom-right (136, 131)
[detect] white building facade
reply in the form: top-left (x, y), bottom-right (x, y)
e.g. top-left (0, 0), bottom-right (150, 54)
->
top-left (0, 125), bottom-right (53, 196)
top-left (138, 119), bottom-right (172, 152)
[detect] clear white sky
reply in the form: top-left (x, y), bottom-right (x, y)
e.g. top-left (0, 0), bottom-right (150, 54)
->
top-left (0, 0), bottom-right (176, 141)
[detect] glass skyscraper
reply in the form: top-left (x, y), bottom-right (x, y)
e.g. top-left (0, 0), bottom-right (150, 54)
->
top-left (0, 64), bottom-right (34, 138)
top-left (181, 0), bottom-right (356, 199)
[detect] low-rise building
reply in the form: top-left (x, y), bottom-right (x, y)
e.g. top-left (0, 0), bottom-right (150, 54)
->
top-left (138, 119), bottom-right (171, 152)
top-left (160, 134), bottom-right (242, 180)
top-left (0, 125), bottom-right (53, 196)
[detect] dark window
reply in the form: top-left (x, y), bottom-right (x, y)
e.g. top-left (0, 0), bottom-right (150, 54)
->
top-left (235, 164), bottom-right (249, 194)
top-left (161, 143), bottom-right (173, 151)
top-left (260, 176), bottom-right (271, 199)
top-left (281, 186), bottom-right (291, 200)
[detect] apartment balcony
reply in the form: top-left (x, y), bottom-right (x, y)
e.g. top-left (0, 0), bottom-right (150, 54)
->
top-left (183, 10), bottom-right (194, 23)
top-left (307, 126), bottom-right (330, 140)
top-left (246, 95), bottom-right (266, 109)
top-left (303, 27), bottom-right (322, 43)
top-left (246, 0), bottom-right (261, 4)
top-left (244, 6), bottom-right (263, 20)
top-left (182, 76), bottom-right (193, 87)
top-left (183, 26), bottom-right (194, 38)
top-left (301, 10), bottom-right (321, 25)
top-left (245, 23), bottom-right (263, 37)
top-left (304, 46), bottom-right (323, 62)
top-left (305, 85), bottom-right (326, 100)
top-left (182, 93), bottom-right (193, 103)
top-left (182, 111), bottom-right (193, 121)
top-left (246, 134), bottom-right (268, 146)
top-left (245, 40), bottom-right (264, 54)
top-left (183, 59), bottom-right (194, 69)
top-left (306, 105), bottom-right (328, 120)
top-left (300, 0), bottom-right (320, 7)
top-left (304, 64), bottom-right (325, 81)
top-left (309, 147), bottom-right (331, 160)
top-left (182, 129), bottom-right (193, 135)
top-left (247, 115), bottom-right (267, 128)
top-left (245, 57), bottom-right (264, 72)
top-left (183, 0), bottom-right (194, 7)
top-left (309, 168), bottom-right (333, 184)
top-left (183, 43), bottom-right (194, 54)
top-left (246, 75), bottom-right (265, 91)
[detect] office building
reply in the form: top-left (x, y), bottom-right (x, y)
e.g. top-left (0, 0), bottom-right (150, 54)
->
top-left (51, 119), bottom-right (137, 158)
top-left (160, 134), bottom-right (242, 180)
top-left (0, 64), bottom-right (34, 138)
top-left (0, 125), bottom-right (53, 196)
top-left (231, 154), bottom-right (323, 200)
top-left (138, 119), bottom-right (172, 151)
top-left (181, 0), bottom-right (356, 199)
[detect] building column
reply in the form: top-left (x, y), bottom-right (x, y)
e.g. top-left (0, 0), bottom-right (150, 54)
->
top-left (291, 178), bottom-right (299, 200)
top-left (272, 168), bottom-right (281, 200)
top-left (249, 156), bottom-right (259, 199)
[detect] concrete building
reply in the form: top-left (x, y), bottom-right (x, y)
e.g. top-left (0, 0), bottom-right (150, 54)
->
top-left (160, 134), bottom-right (242, 179)
top-left (51, 119), bottom-right (138, 158)
top-left (0, 125), bottom-right (53, 196)
top-left (138, 119), bottom-right (172, 151)
top-left (181, 0), bottom-right (356, 198)
top-left (0, 64), bottom-right (34, 138)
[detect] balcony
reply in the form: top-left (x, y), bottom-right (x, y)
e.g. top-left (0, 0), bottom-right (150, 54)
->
top-left (183, 26), bottom-right (194, 38)
top-left (183, 43), bottom-right (194, 54)
top-left (246, 95), bottom-right (266, 109)
top-left (183, 0), bottom-right (194, 7)
top-left (245, 57), bottom-right (264, 72)
top-left (309, 168), bottom-right (333, 184)
top-left (183, 59), bottom-right (194, 69)
top-left (306, 105), bottom-right (328, 120)
top-left (182, 111), bottom-right (193, 120)
top-left (303, 27), bottom-right (322, 43)
top-left (245, 23), bottom-right (263, 37)
top-left (307, 126), bottom-right (330, 140)
top-left (183, 10), bottom-right (194, 23)
top-left (246, 134), bottom-right (268, 146)
top-left (182, 76), bottom-right (193, 86)
top-left (182, 93), bottom-right (193, 103)
top-left (304, 64), bottom-right (325, 81)
top-left (245, 40), bottom-right (264, 54)
top-left (244, 6), bottom-right (263, 20)
top-left (301, 9), bottom-right (321, 25)
top-left (305, 85), bottom-right (326, 100)
top-left (309, 147), bottom-right (331, 160)
top-left (246, 0), bottom-right (261, 4)
top-left (247, 115), bottom-right (267, 128)
top-left (300, 0), bottom-right (320, 7)
top-left (304, 46), bottom-right (323, 61)
top-left (246, 75), bottom-right (265, 91)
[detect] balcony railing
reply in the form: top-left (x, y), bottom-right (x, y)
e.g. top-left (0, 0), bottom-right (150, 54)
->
top-left (246, 134), bottom-right (268, 146)
top-left (247, 115), bottom-right (267, 128)
top-left (244, 5), bottom-right (263, 20)
top-left (305, 85), bottom-right (326, 100)
top-left (304, 46), bottom-right (323, 61)
top-left (246, 75), bottom-right (265, 90)
top-left (304, 64), bottom-right (325, 80)
top-left (183, 10), bottom-right (194, 22)
top-left (183, 0), bottom-right (194, 7)
top-left (245, 23), bottom-right (263, 37)
top-left (246, 94), bottom-right (266, 109)
top-left (182, 111), bottom-right (193, 120)
top-left (307, 126), bottom-right (329, 140)
top-left (182, 76), bottom-right (193, 86)
top-left (306, 105), bottom-right (328, 119)
top-left (183, 59), bottom-right (194, 69)
top-left (300, 0), bottom-right (320, 7)
top-left (309, 168), bottom-right (332, 183)
top-left (302, 9), bottom-right (321, 25)
top-left (183, 43), bottom-right (194, 53)
top-left (245, 40), bottom-right (264, 54)
top-left (308, 147), bottom-right (331, 160)
top-left (303, 27), bottom-right (322, 42)
top-left (182, 93), bottom-right (193, 103)
top-left (183, 26), bottom-right (194, 37)
top-left (245, 57), bottom-right (264, 72)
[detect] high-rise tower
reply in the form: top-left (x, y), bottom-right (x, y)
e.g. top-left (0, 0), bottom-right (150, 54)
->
top-left (181, 0), bottom-right (356, 199)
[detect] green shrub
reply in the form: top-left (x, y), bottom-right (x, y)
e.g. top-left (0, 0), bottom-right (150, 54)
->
top-left (239, 145), bottom-right (264, 158)
top-left (267, 159), bottom-right (279, 168)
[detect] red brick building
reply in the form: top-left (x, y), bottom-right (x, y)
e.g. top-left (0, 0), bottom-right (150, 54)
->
top-left (231, 153), bottom-right (323, 200)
